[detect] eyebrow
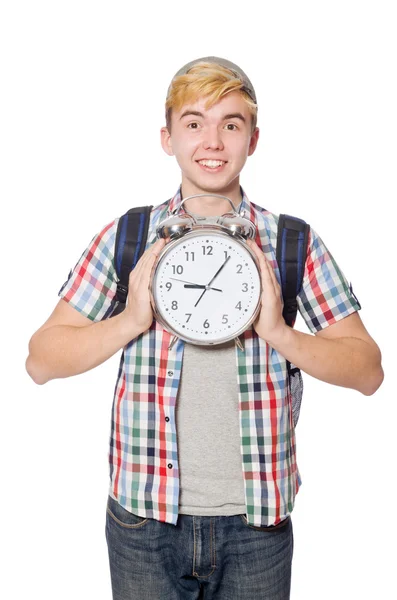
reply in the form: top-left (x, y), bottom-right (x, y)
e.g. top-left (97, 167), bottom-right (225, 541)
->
top-left (179, 110), bottom-right (246, 123)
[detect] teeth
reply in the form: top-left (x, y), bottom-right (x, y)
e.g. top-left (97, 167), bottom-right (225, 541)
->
top-left (198, 160), bottom-right (225, 168)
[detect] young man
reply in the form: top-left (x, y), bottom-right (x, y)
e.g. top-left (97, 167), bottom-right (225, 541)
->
top-left (26, 57), bottom-right (384, 600)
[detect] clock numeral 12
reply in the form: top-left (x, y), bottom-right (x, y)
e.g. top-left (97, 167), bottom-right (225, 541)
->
top-left (202, 246), bottom-right (213, 255)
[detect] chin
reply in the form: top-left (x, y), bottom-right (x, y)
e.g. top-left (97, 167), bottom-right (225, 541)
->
top-left (194, 179), bottom-right (235, 194)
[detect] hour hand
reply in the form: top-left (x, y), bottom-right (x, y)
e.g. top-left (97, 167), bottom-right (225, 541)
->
top-left (184, 284), bottom-right (222, 292)
top-left (168, 278), bottom-right (222, 292)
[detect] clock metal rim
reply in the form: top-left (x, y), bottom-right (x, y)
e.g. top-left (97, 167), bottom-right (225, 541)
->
top-left (149, 228), bottom-right (262, 346)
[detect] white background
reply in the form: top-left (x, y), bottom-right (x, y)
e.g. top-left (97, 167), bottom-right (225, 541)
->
top-left (1, 1), bottom-right (396, 598)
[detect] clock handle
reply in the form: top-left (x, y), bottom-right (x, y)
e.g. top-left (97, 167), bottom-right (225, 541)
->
top-left (172, 194), bottom-right (239, 218)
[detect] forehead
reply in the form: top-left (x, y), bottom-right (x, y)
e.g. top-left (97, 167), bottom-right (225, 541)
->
top-left (173, 91), bottom-right (251, 120)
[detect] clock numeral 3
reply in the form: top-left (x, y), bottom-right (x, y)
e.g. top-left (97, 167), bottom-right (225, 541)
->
top-left (242, 283), bottom-right (248, 292)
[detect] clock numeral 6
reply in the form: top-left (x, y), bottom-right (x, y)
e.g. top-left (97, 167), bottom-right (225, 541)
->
top-left (203, 319), bottom-right (210, 329)
top-left (222, 314), bottom-right (229, 324)
top-left (171, 301), bottom-right (178, 310)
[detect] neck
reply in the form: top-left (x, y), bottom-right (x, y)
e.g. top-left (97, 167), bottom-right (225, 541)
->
top-left (180, 180), bottom-right (242, 216)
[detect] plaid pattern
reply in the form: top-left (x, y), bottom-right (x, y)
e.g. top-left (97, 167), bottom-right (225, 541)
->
top-left (58, 187), bottom-right (361, 527)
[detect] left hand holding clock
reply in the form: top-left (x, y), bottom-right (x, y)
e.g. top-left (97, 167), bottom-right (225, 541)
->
top-left (246, 238), bottom-right (287, 344)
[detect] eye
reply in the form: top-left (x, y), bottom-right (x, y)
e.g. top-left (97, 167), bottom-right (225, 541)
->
top-left (187, 122), bottom-right (200, 129)
top-left (224, 123), bottom-right (238, 131)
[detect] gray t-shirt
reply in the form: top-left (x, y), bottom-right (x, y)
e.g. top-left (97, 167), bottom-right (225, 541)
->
top-left (176, 339), bottom-right (246, 516)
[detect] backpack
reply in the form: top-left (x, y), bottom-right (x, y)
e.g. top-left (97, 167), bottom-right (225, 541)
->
top-left (110, 205), bottom-right (310, 427)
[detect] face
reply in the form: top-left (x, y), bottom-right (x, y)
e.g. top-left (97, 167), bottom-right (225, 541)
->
top-left (161, 91), bottom-right (259, 199)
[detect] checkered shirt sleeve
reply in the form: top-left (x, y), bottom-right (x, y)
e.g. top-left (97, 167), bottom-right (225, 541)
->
top-left (57, 219), bottom-right (118, 322)
top-left (298, 226), bottom-right (362, 333)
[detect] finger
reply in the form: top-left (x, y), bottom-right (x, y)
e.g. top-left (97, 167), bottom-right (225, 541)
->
top-left (130, 238), bottom-right (165, 289)
top-left (247, 238), bottom-right (274, 285)
top-left (139, 238), bottom-right (166, 289)
top-left (135, 238), bottom-right (165, 273)
top-left (247, 239), bottom-right (281, 299)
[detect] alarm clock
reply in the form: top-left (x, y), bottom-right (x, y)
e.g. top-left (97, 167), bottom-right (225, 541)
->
top-left (149, 194), bottom-right (262, 350)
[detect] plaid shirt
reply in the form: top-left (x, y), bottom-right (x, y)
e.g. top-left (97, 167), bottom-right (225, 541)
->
top-left (58, 187), bottom-right (361, 527)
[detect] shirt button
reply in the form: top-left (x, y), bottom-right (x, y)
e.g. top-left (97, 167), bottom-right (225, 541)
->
top-left (167, 463), bottom-right (173, 469)
top-left (165, 416), bottom-right (169, 422)
top-left (168, 370), bottom-right (173, 376)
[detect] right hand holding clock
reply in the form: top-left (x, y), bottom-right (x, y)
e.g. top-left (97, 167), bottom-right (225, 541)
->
top-left (122, 238), bottom-right (167, 334)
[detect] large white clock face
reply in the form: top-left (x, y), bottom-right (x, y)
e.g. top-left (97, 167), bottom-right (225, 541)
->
top-left (151, 230), bottom-right (262, 344)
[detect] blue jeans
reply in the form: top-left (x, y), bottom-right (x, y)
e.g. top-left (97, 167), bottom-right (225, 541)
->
top-left (105, 495), bottom-right (294, 599)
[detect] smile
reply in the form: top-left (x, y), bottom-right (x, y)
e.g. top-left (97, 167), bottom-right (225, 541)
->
top-left (197, 159), bottom-right (227, 171)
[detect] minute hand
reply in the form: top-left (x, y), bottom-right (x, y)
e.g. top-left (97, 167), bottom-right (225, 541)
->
top-left (194, 256), bottom-right (231, 308)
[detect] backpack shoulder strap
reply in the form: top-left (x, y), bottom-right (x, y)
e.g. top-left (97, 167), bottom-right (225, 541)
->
top-left (110, 205), bottom-right (153, 317)
top-left (276, 214), bottom-right (310, 328)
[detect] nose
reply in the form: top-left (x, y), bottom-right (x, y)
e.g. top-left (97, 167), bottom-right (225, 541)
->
top-left (202, 125), bottom-right (224, 151)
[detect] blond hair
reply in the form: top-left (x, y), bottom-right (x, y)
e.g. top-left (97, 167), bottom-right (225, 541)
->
top-left (165, 62), bottom-right (258, 133)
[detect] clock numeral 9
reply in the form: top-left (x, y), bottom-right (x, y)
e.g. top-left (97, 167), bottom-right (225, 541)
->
top-left (172, 265), bottom-right (183, 274)
top-left (203, 319), bottom-right (210, 329)
top-left (242, 283), bottom-right (248, 292)
top-left (185, 252), bottom-right (195, 261)
top-left (222, 314), bottom-right (228, 324)
top-left (166, 282), bottom-right (172, 291)
top-left (171, 301), bottom-right (178, 310)
top-left (202, 246), bottom-right (213, 255)
top-left (236, 264), bottom-right (243, 274)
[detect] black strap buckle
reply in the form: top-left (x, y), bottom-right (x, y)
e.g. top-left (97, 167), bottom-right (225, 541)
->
top-left (116, 281), bottom-right (128, 304)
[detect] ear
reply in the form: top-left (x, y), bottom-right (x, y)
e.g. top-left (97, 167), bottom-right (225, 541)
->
top-left (248, 127), bottom-right (260, 156)
top-left (160, 127), bottom-right (174, 156)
